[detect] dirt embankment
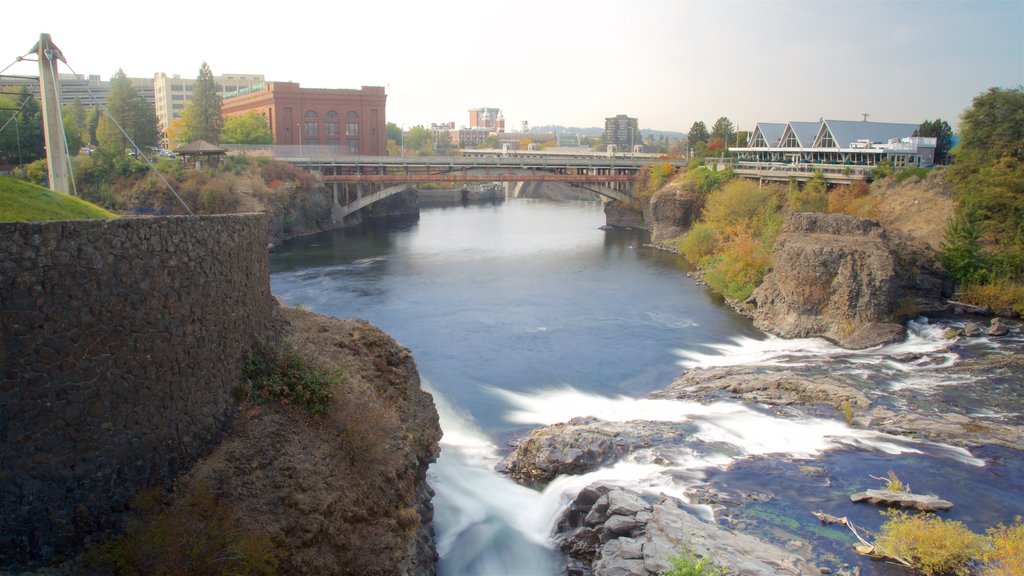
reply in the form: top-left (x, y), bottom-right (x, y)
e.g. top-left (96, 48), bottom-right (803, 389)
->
top-left (861, 168), bottom-right (956, 252)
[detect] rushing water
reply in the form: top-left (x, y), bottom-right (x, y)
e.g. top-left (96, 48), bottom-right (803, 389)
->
top-left (269, 199), bottom-right (1024, 575)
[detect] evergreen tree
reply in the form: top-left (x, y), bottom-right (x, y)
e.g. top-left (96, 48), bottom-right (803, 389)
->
top-left (178, 62), bottom-right (223, 143)
top-left (0, 87), bottom-right (44, 165)
top-left (711, 117), bottom-right (735, 145)
top-left (915, 119), bottom-right (953, 164)
top-left (103, 69), bottom-right (159, 153)
top-left (688, 121), bottom-right (710, 144)
top-left (941, 205), bottom-right (988, 285)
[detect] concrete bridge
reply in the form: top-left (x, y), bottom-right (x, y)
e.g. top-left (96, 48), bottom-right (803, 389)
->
top-left (225, 146), bottom-right (688, 223)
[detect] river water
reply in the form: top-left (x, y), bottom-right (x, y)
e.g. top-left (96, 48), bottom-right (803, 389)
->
top-left (269, 199), bottom-right (1024, 575)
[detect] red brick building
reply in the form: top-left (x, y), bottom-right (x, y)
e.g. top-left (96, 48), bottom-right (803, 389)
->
top-left (222, 82), bottom-right (386, 155)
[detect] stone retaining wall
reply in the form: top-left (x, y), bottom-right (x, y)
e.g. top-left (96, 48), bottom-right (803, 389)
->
top-left (0, 214), bottom-right (280, 567)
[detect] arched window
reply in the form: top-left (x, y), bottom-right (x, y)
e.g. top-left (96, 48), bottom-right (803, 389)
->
top-left (346, 111), bottom-right (359, 137)
top-left (303, 109), bottom-right (318, 138)
top-left (326, 110), bottom-right (340, 137)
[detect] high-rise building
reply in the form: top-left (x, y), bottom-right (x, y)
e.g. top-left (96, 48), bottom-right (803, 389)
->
top-left (0, 73), bottom-right (154, 108)
top-left (221, 82), bottom-right (386, 155)
top-left (605, 114), bottom-right (640, 152)
top-left (153, 72), bottom-right (264, 138)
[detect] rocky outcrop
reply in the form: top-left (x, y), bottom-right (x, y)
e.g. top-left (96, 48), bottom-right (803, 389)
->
top-left (556, 484), bottom-right (815, 576)
top-left (850, 489), bottom-right (953, 511)
top-left (501, 418), bottom-right (692, 488)
top-left (177, 307), bottom-right (442, 576)
top-left (643, 184), bottom-right (704, 247)
top-left (750, 213), bottom-right (952, 349)
top-left (604, 200), bottom-right (645, 229)
top-left (654, 366), bottom-right (870, 411)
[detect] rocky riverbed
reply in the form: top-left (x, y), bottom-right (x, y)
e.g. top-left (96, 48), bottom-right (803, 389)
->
top-left (500, 316), bottom-right (1024, 575)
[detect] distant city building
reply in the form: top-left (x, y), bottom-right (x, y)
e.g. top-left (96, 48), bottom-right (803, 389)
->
top-left (154, 72), bottom-right (264, 137)
top-left (469, 107), bottom-right (504, 132)
top-left (0, 73), bottom-right (154, 108)
top-left (557, 133), bottom-right (582, 147)
top-left (733, 119), bottom-right (935, 168)
top-left (221, 82), bottom-right (386, 155)
top-left (605, 114), bottom-right (640, 152)
top-left (449, 128), bottom-right (491, 148)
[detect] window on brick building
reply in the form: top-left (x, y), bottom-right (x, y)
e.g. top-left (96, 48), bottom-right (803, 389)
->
top-left (346, 111), bottom-right (359, 137)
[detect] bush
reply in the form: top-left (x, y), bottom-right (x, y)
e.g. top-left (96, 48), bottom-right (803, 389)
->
top-left (828, 181), bottom-right (870, 215)
top-left (982, 516), bottom-right (1024, 576)
top-left (702, 227), bottom-right (773, 302)
top-left (244, 343), bottom-right (339, 417)
top-left (959, 279), bottom-right (1024, 316)
top-left (677, 222), bottom-right (720, 266)
top-left (660, 547), bottom-right (725, 576)
top-left (787, 172), bottom-right (828, 213)
top-left (92, 484), bottom-right (279, 576)
top-left (896, 166), bottom-right (931, 184)
top-left (875, 510), bottom-right (985, 576)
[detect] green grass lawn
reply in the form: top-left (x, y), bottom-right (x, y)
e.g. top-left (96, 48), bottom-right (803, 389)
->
top-left (0, 176), bottom-right (115, 221)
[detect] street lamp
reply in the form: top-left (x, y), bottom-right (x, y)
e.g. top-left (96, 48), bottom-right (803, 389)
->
top-left (400, 125), bottom-right (405, 157)
top-left (297, 124), bottom-right (302, 160)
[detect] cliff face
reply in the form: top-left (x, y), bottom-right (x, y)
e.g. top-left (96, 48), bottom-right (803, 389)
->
top-left (751, 213), bottom-right (952, 349)
top-left (182, 306), bottom-right (442, 576)
top-left (642, 184), bottom-right (704, 247)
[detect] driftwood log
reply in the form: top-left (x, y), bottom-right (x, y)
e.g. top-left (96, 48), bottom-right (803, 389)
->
top-left (849, 489), bottom-right (953, 511)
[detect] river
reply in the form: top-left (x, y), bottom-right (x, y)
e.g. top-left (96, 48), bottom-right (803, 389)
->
top-left (268, 199), bottom-right (1024, 575)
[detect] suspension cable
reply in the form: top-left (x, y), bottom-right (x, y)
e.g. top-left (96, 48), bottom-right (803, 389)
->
top-left (0, 93), bottom-right (32, 135)
top-left (63, 61), bottom-right (193, 214)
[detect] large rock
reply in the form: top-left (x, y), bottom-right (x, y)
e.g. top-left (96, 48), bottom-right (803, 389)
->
top-left (643, 184), bottom-right (705, 247)
top-left (751, 213), bottom-right (952, 349)
top-left (655, 366), bottom-right (870, 411)
top-left (501, 418), bottom-right (693, 488)
top-left (556, 485), bottom-right (816, 576)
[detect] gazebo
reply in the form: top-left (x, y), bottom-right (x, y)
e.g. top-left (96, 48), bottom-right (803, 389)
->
top-left (173, 139), bottom-right (227, 168)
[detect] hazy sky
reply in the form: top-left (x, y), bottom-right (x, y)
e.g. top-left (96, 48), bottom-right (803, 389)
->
top-left (3, 0), bottom-right (1022, 133)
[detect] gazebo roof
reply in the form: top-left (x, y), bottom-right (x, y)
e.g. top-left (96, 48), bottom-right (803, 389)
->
top-left (174, 139), bottom-right (227, 155)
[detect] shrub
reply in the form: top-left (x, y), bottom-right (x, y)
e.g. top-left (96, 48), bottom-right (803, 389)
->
top-left (982, 516), bottom-right (1024, 576)
top-left (92, 484), bottom-right (279, 576)
top-left (677, 222), bottom-right (720, 266)
top-left (703, 179), bottom-right (777, 229)
top-left (959, 279), bottom-right (1024, 316)
top-left (787, 172), bottom-right (828, 213)
top-left (896, 166), bottom-right (931, 184)
top-left (828, 181), bottom-right (870, 215)
top-left (702, 227), bottom-right (773, 302)
top-left (874, 510), bottom-right (985, 576)
top-left (244, 343), bottom-right (338, 417)
top-left (660, 547), bottom-right (725, 576)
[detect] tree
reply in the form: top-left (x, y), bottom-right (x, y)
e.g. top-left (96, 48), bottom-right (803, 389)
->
top-left (0, 87), bottom-right (44, 165)
top-left (948, 87), bottom-right (1024, 258)
top-left (178, 62), bottom-right (223, 144)
top-left (916, 119), bottom-right (954, 164)
top-left (61, 99), bottom-right (89, 154)
top-left (403, 125), bottom-right (433, 156)
top-left (385, 122), bottom-right (402, 144)
top-left (711, 117), bottom-right (735, 145)
top-left (688, 121), bottom-right (709, 145)
top-left (221, 112), bottom-right (272, 144)
top-left (102, 69), bottom-right (158, 153)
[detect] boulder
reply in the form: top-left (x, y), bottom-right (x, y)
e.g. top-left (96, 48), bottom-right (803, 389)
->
top-left (963, 322), bottom-right (983, 337)
top-left (750, 213), bottom-right (952, 349)
top-left (989, 318), bottom-right (1010, 337)
top-left (501, 418), bottom-right (692, 488)
top-left (555, 485), bottom-right (817, 576)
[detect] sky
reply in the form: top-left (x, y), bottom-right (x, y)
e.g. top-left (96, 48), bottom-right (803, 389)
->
top-left (2, 0), bottom-right (1022, 133)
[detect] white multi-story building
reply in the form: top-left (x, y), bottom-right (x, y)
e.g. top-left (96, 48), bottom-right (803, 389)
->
top-left (153, 72), bottom-right (264, 138)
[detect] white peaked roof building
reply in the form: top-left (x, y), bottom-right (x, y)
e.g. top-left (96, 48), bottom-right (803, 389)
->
top-left (734, 119), bottom-right (936, 169)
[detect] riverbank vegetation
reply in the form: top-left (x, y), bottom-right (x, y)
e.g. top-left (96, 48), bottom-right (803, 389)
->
top-left (940, 87), bottom-right (1024, 315)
